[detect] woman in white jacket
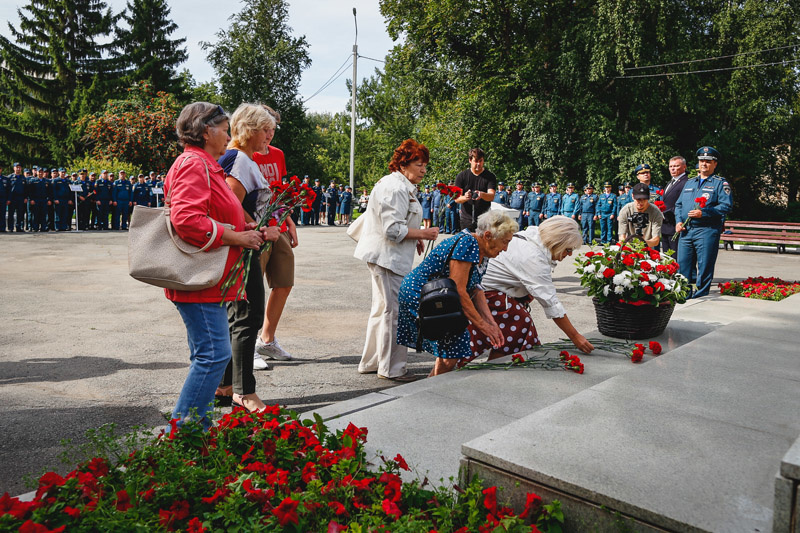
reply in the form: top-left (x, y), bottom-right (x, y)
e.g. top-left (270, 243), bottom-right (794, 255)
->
top-left (352, 139), bottom-right (439, 381)
top-left (468, 215), bottom-right (594, 361)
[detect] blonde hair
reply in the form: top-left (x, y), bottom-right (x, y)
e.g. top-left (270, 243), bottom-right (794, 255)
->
top-left (476, 210), bottom-right (518, 239)
top-left (539, 216), bottom-right (582, 258)
top-left (228, 103), bottom-right (276, 150)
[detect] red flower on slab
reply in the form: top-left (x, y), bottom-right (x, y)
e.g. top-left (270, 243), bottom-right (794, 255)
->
top-left (630, 349), bottom-right (644, 363)
top-left (519, 492), bottom-right (542, 519)
top-left (482, 486), bottom-right (498, 515)
top-left (649, 341), bottom-right (662, 354)
top-left (511, 353), bottom-right (525, 364)
top-left (393, 453), bottom-right (410, 471)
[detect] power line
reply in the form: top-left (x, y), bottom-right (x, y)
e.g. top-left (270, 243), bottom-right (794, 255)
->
top-left (624, 43), bottom-right (800, 71)
top-left (303, 55), bottom-right (352, 103)
top-left (358, 54), bottom-right (385, 64)
top-left (616, 57), bottom-right (800, 79)
top-left (359, 54), bottom-right (454, 74)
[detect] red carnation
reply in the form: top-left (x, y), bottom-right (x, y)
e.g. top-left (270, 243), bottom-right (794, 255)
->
top-left (622, 254), bottom-right (636, 266)
top-left (695, 197), bottom-right (707, 208)
top-left (603, 268), bottom-right (615, 278)
top-left (649, 341), bottom-right (662, 354)
top-left (630, 349), bottom-right (644, 363)
top-left (512, 353), bottom-right (525, 364)
top-left (482, 486), bottom-right (498, 515)
top-left (643, 285), bottom-right (654, 295)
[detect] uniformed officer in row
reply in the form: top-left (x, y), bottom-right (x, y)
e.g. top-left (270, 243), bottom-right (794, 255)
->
top-left (493, 181), bottom-right (509, 207)
top-left (0, 163), bottom-right (8, 232)
top-left (525, 182), bottom-right (545, 227)
top-left (46, 168), bottom-right (57, 231)
top-left (509, 180), bottom-right (527, 229)
top-left (544, 183), bottom-right (561, 218)
top-left (561, 182), bottom-right (579, 218)
top-left (633, 164), bottom-right (662, 202)
top-left (674, 146), bottom-right (732, 299)
top-left (28, 167), bottom-right (52, 232)
top-left (52, 167), bottom-right (73, 231)
top-left (95, 170), bottom-right (113, 230)
top-left (311, 178), bottom-right (323, 225)
top-left (325, 180), bottom-right (338, 226)
top-left (576, 184), bottom-right (598, 244)
top-left (132, 174), bottom-right (151, 215)
top-left (8, 164), bottom-right (28, 231)
top-left (597, 182), bottom-right (616, 244)
top-left (112, 170), bottom-right (133, 230)
top-left (444, 180), bottom-right (458, 234)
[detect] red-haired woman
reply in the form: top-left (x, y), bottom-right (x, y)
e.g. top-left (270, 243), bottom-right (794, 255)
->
top-left (353, 139), bottom-right (439, 381)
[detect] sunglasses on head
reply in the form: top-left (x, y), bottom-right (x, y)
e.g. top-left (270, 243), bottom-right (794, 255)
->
top-left (205, 105), bottom-right (226, 124)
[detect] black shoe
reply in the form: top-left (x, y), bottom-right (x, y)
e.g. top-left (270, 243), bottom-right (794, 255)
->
top-left (215, 394), bottom-right (233, 408)
top-left (378, 373), bottom-right (424, 383)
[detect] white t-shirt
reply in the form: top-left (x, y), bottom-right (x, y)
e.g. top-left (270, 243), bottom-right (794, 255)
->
top-left (219, 148), bottom-right (273, 221)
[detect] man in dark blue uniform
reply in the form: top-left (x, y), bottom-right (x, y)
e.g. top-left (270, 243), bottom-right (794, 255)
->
top-left (560, 182), bottom-right (579, 219)
top-left (597, 182), bottom-right (616, 244)
top-left (52, 168), bottom-right (73, 231)
top-left (325, 180), bottom-right (338, 226)
top-left (543, 183), bottom-right (561, 219)
top-left (0, 163), bottom-right (9, 232)
top-left (94, 170), bottom-right (113, 230)
top-left (420, 185), bottom-right (433, 228)
top-left (675, 146), bottom-right (732, 298)
top-left (576, 184), bottom-right (598, 244)
top-left (311, 178), bottom-right (323, 225)
top-left (431, 185), bottom-right (443, 231)
top-left (525, 182), bottom-right (545, 227)
top-left (660, 156), bottom-right (690, 258)
top-left (509, 180), bottom-right (528, 229)
top-left (443, 181), bottom-right (457, 234)
top-left (28, 169), bottom-right (52, 232)
top-left (132, 174), bottom-right (151, 216)
top-left (493, 182), bottom-right (509, 207)
top-left (8, 164), bottom-right (28, 232)
top-left (45, 168), bottom-right (57, 230)
top-left (112, 170), bottom-right (133, 229)
top-left (634, 164), bottom-right (662, 202)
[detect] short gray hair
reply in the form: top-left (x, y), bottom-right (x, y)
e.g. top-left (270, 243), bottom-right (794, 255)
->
top-left (539, 216), bottom-right (582, 258)
top-left (176, 102), bottom-right (229, 148)
top-left (669, 155), bottom-right (687, 166)
top-left (476, 210), bottom-right (518, 239)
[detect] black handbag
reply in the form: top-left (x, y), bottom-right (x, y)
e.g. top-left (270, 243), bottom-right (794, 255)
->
top-left (416, 234), bottom-right (471, 350)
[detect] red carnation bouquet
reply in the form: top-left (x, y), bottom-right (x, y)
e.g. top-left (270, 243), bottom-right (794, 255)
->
top-left (673, 196), bottom-right (707, 240)
top-left (220, 176), bottom-right (315, 301)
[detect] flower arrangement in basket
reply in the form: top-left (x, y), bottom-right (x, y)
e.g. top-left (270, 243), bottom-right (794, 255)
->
top-left (575, 240), bottom-right (690, 306)
top-left (220, 176), bottom-right (315, 301)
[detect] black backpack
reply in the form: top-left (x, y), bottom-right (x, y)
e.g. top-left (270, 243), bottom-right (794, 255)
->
top-left (416, 234), bottom-right (471, 350)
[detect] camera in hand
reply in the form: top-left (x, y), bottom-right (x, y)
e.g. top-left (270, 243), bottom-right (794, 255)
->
top-left (629, 211), bottom-right (650, 235)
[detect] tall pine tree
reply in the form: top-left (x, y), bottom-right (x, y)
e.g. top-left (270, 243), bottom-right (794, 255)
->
top-left (116, 0), bottom-right (188, 95)
top-left (0, 0), bottom-right (122, 164)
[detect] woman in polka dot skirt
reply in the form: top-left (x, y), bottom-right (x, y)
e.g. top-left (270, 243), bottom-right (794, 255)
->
top-left (397, 210), bottom-right (517, 376)
top-left (464, 215), bottom-right (594, 365)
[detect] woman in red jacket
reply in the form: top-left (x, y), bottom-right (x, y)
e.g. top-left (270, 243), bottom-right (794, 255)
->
top-left (164, 102), bottom-right (277, 429)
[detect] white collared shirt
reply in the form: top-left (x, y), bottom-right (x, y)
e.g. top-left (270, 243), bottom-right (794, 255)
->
top-left (481, 226), bottom-right (566, 319)
top-left (353, 171), bottom-right (423, 276)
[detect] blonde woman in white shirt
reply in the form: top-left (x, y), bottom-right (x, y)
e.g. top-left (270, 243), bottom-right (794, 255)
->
top-left (467, 215), bottom-right (594, 361)
top-left (353, 140), bottom-right (439, 382)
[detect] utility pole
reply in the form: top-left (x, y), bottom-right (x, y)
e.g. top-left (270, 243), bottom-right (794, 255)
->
top-left (349, 7), bottom-right (357, 191)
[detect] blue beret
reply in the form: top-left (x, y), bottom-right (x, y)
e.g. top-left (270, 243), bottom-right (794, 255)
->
top-left (696, 146), bottom-right (720, 161)
top-left (634, 163), bottom-right (652, 174)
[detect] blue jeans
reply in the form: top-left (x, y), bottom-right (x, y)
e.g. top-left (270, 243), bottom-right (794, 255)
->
top-left (172, 302), bottom-right (232, 429)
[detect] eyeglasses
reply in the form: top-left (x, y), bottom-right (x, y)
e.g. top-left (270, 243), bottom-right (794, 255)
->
top-left (205, 105), bottom-right (226, 124)
top-left (565, 248), bottom-right (574, 254)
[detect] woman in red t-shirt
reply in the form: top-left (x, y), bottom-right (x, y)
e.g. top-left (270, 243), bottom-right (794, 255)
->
top-left (164, 102), bottom-right (272, 429)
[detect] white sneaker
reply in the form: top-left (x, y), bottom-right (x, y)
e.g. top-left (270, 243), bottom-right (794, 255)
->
top-left (253, 352), bottom-right (270, 370)
top-left (255, 336), bottom-right (293, 361)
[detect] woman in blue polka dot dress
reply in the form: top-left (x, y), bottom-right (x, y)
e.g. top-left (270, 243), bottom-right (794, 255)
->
top-left (397, 211), bottom-right (518, 376)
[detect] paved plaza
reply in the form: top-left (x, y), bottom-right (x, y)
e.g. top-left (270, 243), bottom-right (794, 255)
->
top-left (0, 227), bottom-right (798, 503)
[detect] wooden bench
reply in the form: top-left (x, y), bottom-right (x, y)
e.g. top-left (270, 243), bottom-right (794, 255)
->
top-left (720, 220), bottom-right (800, 253)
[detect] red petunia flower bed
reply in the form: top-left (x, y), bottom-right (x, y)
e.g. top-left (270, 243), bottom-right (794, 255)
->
top-left (718, 277), bottom-right (800, 301)
top-left (1, 406), bottom-right (564, 532)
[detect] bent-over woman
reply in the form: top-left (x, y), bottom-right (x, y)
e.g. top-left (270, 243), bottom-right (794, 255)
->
top-left (397, 210), bottom-right (517, 376)
top-left (468, 215), bottom-right (594, 361)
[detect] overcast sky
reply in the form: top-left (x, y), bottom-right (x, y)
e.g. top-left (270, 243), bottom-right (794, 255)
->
top-left (0, 0), bottom-right (398, 114)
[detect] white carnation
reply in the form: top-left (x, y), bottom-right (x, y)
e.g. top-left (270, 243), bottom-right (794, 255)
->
top-left (614, 286), bottom-right (624, 294)
top-left (603, 285), bottom-right (610, 296)
top-left (612, 273), bottom-right (626, 286)
top-left (584, 264), bottom-right (596, 274)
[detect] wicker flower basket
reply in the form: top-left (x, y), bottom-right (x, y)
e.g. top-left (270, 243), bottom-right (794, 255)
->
top-left (592, 297), bottom-right (675, 339)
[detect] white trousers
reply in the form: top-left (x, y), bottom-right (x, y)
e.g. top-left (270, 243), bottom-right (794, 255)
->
top-left (358, 263), bottom-right (408, 378)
